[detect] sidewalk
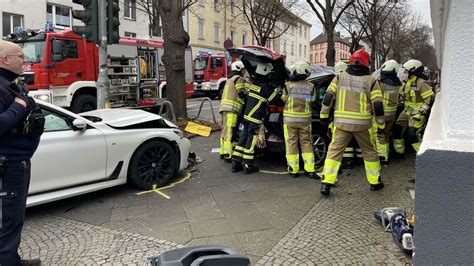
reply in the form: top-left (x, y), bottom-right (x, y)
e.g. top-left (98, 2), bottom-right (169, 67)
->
top-left (19, 132), bottom-right (414, 264)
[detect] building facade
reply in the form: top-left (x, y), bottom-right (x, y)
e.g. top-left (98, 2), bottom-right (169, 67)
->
top-left (0, 0), bottom-right (190, 39)
top-left (309, 32), bottom-right (351, 66)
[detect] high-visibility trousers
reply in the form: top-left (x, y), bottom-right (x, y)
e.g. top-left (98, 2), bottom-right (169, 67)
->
top-left (232, 121), bottom-right (259, 167)
top-left (393, 111), bottom-right (426, 153)
top-left (322, 127), bottom-right (381, 185)
top-left (373, 119), bottom-right (395, 162)
top-left (219, 111), bottom-right (238, 158)
top-left (283, 123), bottom-right (315, 174)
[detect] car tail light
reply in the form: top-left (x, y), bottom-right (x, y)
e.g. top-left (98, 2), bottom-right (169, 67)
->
top-left (268, 105), bottom-right (283, 113)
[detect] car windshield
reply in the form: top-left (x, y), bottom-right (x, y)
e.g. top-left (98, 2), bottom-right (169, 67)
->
top-left (194, 58), bottom-right (208, 71)
top-left (18, 41), bottom-right (45, 63)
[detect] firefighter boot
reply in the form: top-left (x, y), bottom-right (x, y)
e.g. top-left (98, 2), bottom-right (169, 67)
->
top-left (320, 182), bottom-right (332, 196)
top-left (20, 259), bottom-right (42, 266)
top-left (231, 160), bottom-right (243, 173)
top-left (305, 171), bottom-right (319, 179)
top-left (243, 164), bottom-right (259, 174)
top-left (370, 178), bottom-right (385, 191)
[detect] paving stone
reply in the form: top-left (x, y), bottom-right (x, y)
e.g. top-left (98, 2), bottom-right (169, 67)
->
top-left (189, 218), bottom-right (234, 238)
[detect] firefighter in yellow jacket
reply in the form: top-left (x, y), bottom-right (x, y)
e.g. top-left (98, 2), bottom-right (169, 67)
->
top-left (320, 49), bottom-right (385, 196)
top-left (392, 59), bottom-right (434, 153)
top-left (282, 61), bottom-right (317, 178)
top-left (374, 60), bottom-right (402, 164)
top-left (219, 61), bottom-right (248, 161)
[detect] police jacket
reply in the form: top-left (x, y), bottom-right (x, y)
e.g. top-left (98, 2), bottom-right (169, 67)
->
top-left (320, 65), bottom-right (384, 131)
top-left (379, 72), bottom-right (402, 120)
top-left (219, 72), bottom-right (249, 114)
top-left (282, 80), bottom-right (315, 124)
top-left (243, 76), bottom-right (278, 125)
top-left (401, 75), bottom-right (434, 114)
top-left (0, 68), bottom-right (40, 161)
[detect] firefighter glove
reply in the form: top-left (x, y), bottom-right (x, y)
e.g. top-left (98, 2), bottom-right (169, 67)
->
top-left (256, 134), bottom-right (266, 149)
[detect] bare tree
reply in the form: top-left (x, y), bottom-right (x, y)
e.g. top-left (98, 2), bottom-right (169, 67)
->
top-left (134, 0), bottom-right (161, 36)
top-left (158, 0), bottom-right (196, 119)
top-left (306, 0), bottom-right (354, 66)
top-left (239, 0), bottom-right (300, 46)
top-left (339, 3), bottom-right (368, 53)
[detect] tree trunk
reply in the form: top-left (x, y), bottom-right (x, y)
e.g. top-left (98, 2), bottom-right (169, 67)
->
top-left (369, 36), bottom-right (377, 71)
top-left (158, 0), bottom-right (189, 119)
top-left (326, 29), bottom-right (336, 66)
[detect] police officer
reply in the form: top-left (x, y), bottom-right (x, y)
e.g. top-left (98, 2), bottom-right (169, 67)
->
top-left (0, 40), bottom-right (42, 265)
top-left (374, 60), bottom-right (402, 164)
top-left (231, 62), bottom-right (278, 174)
top-left (282, 61), bottom-right (317, 178)
top-left (219, 61), bottom-right (248, 161)
top-left (392, 59), bottom-right (434, 154)
top-left (320, 49), bottom-right (385, 196)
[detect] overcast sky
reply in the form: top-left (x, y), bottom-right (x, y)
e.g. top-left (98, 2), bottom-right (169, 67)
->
top-left (305, 0), bottom-right (432, 40)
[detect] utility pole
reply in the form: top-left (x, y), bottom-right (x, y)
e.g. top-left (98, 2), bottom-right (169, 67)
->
top-left (97, 0), bottom-right (110, 109)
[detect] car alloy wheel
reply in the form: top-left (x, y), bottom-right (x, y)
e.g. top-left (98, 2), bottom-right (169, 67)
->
top-left (312, 131), bottom-right (328, 166)
top-left (129, 140), bottom-right (177, 190)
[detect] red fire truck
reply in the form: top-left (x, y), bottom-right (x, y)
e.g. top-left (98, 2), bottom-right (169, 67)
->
top-left (192, 52), bottom-right (230, 99)
top-left (6, 28), bottom-right (193, 113)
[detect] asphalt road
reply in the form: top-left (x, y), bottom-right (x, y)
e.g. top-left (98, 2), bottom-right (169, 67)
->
top-left (187, 97), bottom-right (221, 123)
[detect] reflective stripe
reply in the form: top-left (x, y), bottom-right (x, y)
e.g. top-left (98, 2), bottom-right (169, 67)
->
top-left (320, 112), bottom-right (329, 119)
top-left (371, 90), bottom-right (383, 100)
top-left (328, 82), bottom-right (337, 93)
top-left (244, 115), bottom-right (263, 124)
top-left (421, 89), bottom-right (434, 99)
top-left (249, 84), bottom-right (261, 93)
top-left (360, 92), bottom-right (366, 114)
top-left (268, 88), bottom-right (279, 102)
top-left (334, 111), bottom-right (371, 120)
top-left (288, 93), bottom-right (313, 99)
top-left (283, 110), bottom-right (311, 118)
top-left (284, 117), bottom-right (311, 123)
top-left (334, 117), bottom-right (372, 125)
top-left (249, 92), bottom-right (267, 102)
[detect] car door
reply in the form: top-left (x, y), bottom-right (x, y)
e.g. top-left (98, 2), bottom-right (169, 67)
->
top-left (29, 106), bottom-right (107, 194)
top-left (48, 38), bottom-right (86, 87)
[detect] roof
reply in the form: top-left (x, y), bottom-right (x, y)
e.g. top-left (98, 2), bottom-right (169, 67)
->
top-left (310, 32), bottom-right (351, 46)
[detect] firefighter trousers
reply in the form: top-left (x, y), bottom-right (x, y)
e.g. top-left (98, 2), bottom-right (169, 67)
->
top-left (219, 111), bottom-right (238, 159)
top-left (232, 121), bottom-right (259, 168)
top-left (283, 123), bottom-right (315, 174)
top-left (374, 119), bottom-right (395, 162)
top-left (392, 112), bottom-right (425, 153)
top-left (322, 127), bottom-right (381, 185)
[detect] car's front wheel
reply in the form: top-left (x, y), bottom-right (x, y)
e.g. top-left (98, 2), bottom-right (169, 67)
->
top-left (312, 130), bottom-right (329, 167)
top-left (128, 140), bottom-right (177, 190)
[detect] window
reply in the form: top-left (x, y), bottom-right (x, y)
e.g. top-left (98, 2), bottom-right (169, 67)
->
top-left (230, 0), bottom-right (236, 15)
top-left (242, 31), bottom-right (247, 45)
top-left (291, 42), bottom-right (294, 55)
top-left (47, 4), bottom-right (72, 28)
top-left (230, 28), bottom-right (236, 42)
top-left (211, 57), bottom-right (223, 68)
top-left (320, 53), bottom-right (324, 63)
top-left (124, 0), bottom-right (136, 20)
top-left (2, 13), bottom-right (23, 37)
top-left (310, 54), bottom-right (313, 63)
top-left (299, 25), bottom-right (302, 37)
top-left (304, 45), bottom-right (307, 56)
top-left (41, 108), bottom-right (72, 132)
top-left (213, 23), bottom-right (220, 42)
top-left (315, 53), bottom-right (318, 63)
top-left (214, 0), bottom-right (220, 11)
top-left (292, 26), bottom-right (295, 34)
top-left (198, 19), bottom-right (204, 39)
top-left (283, 40), bottom-right (287, 54)
top-left (299, 44), bottom-right (302, 56)
top-left (304, 27), bottom-right (307, 39)
top-left (54, 39), bottom-right (78, 61)
top-left (124, 31), bottom-right (136, 38)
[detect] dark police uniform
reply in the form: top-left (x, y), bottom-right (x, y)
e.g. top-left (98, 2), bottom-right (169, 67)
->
top-left (0, 68), bottom-right (41, 265)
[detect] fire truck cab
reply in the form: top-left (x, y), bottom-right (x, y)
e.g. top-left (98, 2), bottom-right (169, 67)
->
top-left (6, 27), bottom-right (193, 113)
top-left (192, 52), bottom-right (230, 99)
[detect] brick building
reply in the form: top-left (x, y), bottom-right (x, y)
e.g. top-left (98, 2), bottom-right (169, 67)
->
top-left (309, 32), bottom-right (351, 66)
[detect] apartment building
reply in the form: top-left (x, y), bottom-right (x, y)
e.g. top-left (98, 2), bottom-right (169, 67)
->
top-left (309, 32), bottom-right (351, 66)
top-left (0, 0), bottom-right (190, 39)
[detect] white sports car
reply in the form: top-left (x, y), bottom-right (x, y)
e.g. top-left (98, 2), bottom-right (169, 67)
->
top-left (27, 101), bottom-right (191, 207)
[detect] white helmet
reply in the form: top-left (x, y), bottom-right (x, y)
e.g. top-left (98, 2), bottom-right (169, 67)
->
top-left (294, 60), bottom-right (311, 75)
top-left (334, 61), bottom-right (348, 73)
top-left (255, 62), bottom-right (274, 76)
top-left (381, 59), bottom-right (399, 73)
top-left (403, 59), bottom-right (423, 73)
top-left (231, 61), bottom-right (245, 72)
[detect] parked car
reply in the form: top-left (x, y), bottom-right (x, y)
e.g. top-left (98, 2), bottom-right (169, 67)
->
top-left (27, 100), bottom-right (191, 207)
top-left (227, 46), bottom-right (335, 166)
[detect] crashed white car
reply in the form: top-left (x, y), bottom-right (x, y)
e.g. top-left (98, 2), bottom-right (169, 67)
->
top-left (27, 101), bottom-right (191, 207)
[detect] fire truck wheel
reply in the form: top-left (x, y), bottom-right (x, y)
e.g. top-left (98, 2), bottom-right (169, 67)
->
top-left (128, 140), bottom-right (177, 190)
top-left (71, 94), bottom-right (97, 113)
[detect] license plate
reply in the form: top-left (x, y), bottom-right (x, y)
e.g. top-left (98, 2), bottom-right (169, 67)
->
top-left (269, 113), bottom-right (280, 122)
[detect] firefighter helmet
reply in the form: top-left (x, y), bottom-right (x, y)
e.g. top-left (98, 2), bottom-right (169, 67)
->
top-left (231, 61), bottom-right (245, 72)
top-left (255, 62), bottom-right (274, 76)
top-left (334, 61), bottom-right (348, 73)
top-left (381, 59), bottom-right (399, 73)
top-left (294, 61), bottom-right (311, 76)
top-left (402, 59), bottom-right (423, 73)
top-left (350, 49), bottom-right (370, 68)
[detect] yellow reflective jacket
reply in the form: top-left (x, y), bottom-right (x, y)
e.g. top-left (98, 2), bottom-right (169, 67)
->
top-left (282, 80), bottom-right (315, 124)
top-left (219, 75), bottom-right (249, 114)
top-left (401, 75), bottom-right (434, 114)
top-left (379, 82), bottom-right (401, 120)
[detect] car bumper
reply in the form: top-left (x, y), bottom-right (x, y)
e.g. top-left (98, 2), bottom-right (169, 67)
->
top-left (176, 137), bottom-right (191, 170)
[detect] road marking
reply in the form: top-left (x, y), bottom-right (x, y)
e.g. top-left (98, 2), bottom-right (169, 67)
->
top-left (211, 148), bottom-right (220, 153)
top-left (136, 172), bottom-right (192, 199)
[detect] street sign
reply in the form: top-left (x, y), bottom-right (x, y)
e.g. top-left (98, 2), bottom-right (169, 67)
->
top-left (223, 38), bottom-right (233, 49)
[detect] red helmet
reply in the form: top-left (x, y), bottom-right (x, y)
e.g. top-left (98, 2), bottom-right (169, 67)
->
top-left (350, 49), bottom-right (370, 68)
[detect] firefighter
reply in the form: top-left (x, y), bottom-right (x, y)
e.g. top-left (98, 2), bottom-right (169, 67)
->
top-left (392, 59), bottom-right (434, 153)
top-left (282, 61), bottom-right (317, 178)
top-left (374, 60), bottom-right (402, 164)
top-left (320, 49), bottom-right (385, 196)
top-left (219, 61), bottom-right (249, 161)
top-left (231, 62), bottom-right (279, 174)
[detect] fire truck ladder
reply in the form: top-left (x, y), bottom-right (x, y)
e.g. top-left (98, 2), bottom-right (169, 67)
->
top-left (194, 97), bottom-right (217, 124)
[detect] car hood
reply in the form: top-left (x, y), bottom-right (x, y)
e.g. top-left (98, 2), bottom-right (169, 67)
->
top-left (80, 108), bottom-right (177, 128)
top-left (227, 46), bottom-right (288, 84)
